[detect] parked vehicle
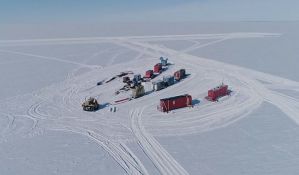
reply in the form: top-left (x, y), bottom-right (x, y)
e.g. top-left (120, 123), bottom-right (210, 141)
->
top-left (82, 97), bottom-right (99, 111)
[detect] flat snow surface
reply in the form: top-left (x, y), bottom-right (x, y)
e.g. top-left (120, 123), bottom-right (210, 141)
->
top-left (1, 22), bottom-right (299, 175)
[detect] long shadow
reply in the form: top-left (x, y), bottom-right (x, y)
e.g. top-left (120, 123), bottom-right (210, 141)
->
top-left (144, 90), bottom-right (154, 96)
top-left (192, 99), bottom-right (201, 106)
top-left (99, 102), bottom-right (110, 110)
top-left (161, 67), bottom-right (169, 72)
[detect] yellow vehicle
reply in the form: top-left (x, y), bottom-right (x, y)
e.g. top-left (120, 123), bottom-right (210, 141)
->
top-left (82, 97), bottom-right (99, 111)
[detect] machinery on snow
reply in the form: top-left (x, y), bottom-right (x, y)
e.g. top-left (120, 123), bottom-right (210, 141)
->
top-left (82, 97), bottom-right (99, 111)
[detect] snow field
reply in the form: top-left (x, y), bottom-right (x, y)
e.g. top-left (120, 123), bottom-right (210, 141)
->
top-left (1, 32), bottom-right (299, 174)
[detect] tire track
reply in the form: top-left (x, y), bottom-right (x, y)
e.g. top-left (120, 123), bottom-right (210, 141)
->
top-left (131, 108), bottom-right (189, 175)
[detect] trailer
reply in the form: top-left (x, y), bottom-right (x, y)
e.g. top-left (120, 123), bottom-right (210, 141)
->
top-left (154, 63), bottom-right (162, 74)
top-left (205, 84), bottom-right (229, 101)
top-left (144, 70), bottom-right (154, 79)
top-left (158, 94), bottom-right (192, 112)
top-left (152, 80), bottom-right (165, 91)
top-left (174, 69), bottom-right (186, 81)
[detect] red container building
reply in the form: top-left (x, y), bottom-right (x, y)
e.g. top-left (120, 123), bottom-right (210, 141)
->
top-left (154, 63), bottom-right (162, 73)
top-left (159, 94), bottom-right (192, 112)
top-left (205, 84), bottom-right (229, 101)
top-left (174, 69), bottom-right (186, 81)
top-left (144, 70), bottom-right (154, 79)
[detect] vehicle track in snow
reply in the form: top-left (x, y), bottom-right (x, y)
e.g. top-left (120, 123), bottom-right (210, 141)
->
top-left (0, 112), bottom-right (15, 140)
top-left (1, 32), bottom-right (299, 174)
top-left (121, 36), bottom-right (299, 136)
top-left (48, 126), bottom-right (149, 175)
top-left (0, 49), bottom-right (101, 69)
top-left (131, 108), bottom-right (189, 175)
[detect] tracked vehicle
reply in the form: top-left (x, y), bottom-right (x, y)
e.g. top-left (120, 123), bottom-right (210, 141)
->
top-left (82, 97), bottom-right (99, 111)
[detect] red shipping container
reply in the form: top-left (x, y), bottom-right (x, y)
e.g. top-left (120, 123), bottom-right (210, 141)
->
top-left (154, 63), bottom-right (162, 73)
top-left (159, 94), bottom-right (192, 112)
top-left (206, 84), bottom-right (228, 101)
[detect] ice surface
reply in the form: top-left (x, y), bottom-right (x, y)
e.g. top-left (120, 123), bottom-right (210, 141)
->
top-left (158, 102), bottom-right (299, 175)
top-left (0, 131), bottom-right (124, 175)
top-left (0, 22), bottom-right (299, 175)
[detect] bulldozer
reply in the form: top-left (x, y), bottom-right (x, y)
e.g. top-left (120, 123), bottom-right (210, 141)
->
top-left (82, 97), bottom-right (99, 111)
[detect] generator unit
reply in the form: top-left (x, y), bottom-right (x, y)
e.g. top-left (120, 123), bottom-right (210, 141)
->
top-left (152, 80), bottom-right (165, 91)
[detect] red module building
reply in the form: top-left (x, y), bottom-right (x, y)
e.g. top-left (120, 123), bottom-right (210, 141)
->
top-left (205, 84), bottom-right (229, 101)
top-left (174, 69), bottom-right (186, 81)
top-left (154, 63), bottom-right (162, 74)
top-left (159, 94), bottom-right (192, 112)
top-left (144, 70), bottom-right (154, 79)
